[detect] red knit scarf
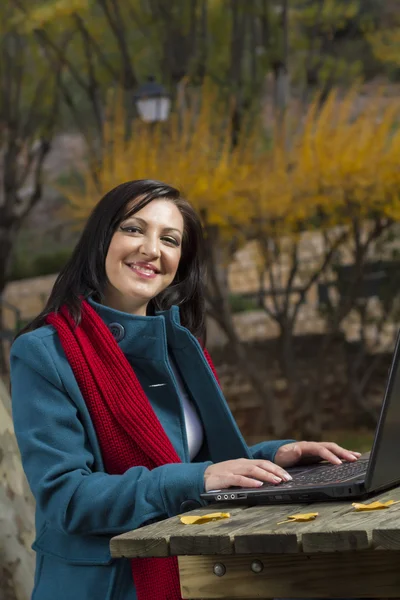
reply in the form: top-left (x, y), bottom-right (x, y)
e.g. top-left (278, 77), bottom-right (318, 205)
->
top-left (46, 300), bottom-right (217, 600)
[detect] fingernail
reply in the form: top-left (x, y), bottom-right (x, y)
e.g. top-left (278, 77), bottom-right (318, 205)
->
top-left (256, 480), bottom-right (264, 487)
top-left (273, 476), bottom-right (282, 483)
top-left (283, 474), bottom-right (293, 481)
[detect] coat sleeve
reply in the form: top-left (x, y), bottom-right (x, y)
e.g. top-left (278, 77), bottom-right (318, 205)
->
top-left (249, 440), bottom-right (296, 462)
top-left (10, 333), bottom-right (211, 536)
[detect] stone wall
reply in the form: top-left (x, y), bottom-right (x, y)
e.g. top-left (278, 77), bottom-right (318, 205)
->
top-left (3, 274), bottom-right (57, 332)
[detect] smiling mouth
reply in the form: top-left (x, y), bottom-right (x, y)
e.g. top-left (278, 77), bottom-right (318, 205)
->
top-left (126, 263), bottom-right (160, 278)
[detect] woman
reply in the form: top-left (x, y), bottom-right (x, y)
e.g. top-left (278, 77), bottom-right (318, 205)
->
top-left (10, 180), bottom-right (360, 600)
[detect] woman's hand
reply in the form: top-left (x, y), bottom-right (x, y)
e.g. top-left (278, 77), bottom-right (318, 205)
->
top-left (274, 441), bottom-right (362, 469)
top-left (204, 458), bottom-right (293, 492)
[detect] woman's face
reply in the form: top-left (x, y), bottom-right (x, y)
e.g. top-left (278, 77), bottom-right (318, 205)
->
top-left (104, 198), bottom-right (184, 315)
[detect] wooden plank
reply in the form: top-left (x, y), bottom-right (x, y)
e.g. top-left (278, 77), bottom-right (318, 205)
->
top-left (110, 504), bottom-right (248, 558)
top-left (372, 498), bottom-right (400, 549)
top-left (297, 501), bottom-right (370, 552)
top-left (111, 518), bottom-right (173, 558)
top-left (233, 501), bottom-right (361, 554)
top-left (178, 551), bottom-right (400, 599)
top-left (373, 528), bottom-right (400, 550)
top-left (111, 486), bottom-right (400, 559)
top-left (301, 490), bottom-right (400, 553)
top-left (168, 506), bottom-right (249, 556)
top-left (226, 503), bottom-right (305, 554)
top-left (231, 490), bottom-right (400, 554)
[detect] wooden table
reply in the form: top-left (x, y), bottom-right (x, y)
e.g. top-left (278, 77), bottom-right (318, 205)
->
top-left (110, 487), bottom-right (400, 598)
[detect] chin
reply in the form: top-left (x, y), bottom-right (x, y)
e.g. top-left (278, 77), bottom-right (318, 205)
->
top-left (125, 287), bottom-right (157, 304)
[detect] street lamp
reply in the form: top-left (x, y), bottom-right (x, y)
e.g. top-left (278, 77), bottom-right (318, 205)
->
top-left (134, 76), bottom-right (171, 123)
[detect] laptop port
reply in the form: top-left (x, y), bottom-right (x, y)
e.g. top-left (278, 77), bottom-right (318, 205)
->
top-left (237, 493), bottom-right (248, 499)
top-left (216, 495), bottom-right (222, 500)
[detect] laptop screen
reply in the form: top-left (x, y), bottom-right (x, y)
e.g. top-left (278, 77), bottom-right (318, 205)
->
top-left (365, 330), bottom-right (400, 491)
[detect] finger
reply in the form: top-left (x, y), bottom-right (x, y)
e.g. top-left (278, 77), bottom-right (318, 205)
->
top-left (247, 465), bottom-right (287, 484)
top-left (319, 443), bottom-right (361, 462)
top-left (300, 442), bottom-right (342, 465)
top-left (230, 474), bottom-right (280, 488)
top-left (251, 460), bottom-right (293, 482)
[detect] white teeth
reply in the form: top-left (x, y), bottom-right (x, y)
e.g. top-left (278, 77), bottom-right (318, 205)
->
top-left (130, 264), bottom-right (156, 275)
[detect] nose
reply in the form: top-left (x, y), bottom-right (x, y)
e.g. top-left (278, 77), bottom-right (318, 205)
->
top-left (139, 234), bottom-right (161, 259)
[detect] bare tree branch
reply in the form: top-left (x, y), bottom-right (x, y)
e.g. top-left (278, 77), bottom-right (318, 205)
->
top-left (75, 15), bottom-right (104, 133)
top-left (97, 0), bottom-right (138, 89)
top-left (73, 13), bottom-right (120, 81)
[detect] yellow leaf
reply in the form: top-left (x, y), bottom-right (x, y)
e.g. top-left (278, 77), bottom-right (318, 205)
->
top-left (180, 512), bottom-right (231, 525)
top-left (352, 500), bottom-right (400, 511)
top-left (277, 512), bottom-right (319, 525)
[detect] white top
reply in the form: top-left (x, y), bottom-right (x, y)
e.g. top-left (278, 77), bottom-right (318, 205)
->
top-left (169, 359), bottom-right (204, 460)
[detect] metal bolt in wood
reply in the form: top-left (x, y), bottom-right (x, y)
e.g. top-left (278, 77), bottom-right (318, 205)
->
top-left (251, 559), bottom-right (264, 573)
top-left (213, 562), bottom-right (226, 577)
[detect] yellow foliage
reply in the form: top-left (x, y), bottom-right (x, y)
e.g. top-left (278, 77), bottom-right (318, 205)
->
top-left (352, 500), bottom-right (400, 511)
top-left (66, 83), bottom-right (260, 236)
top-left (179, 512), bottom-right (230, 525)
top-left (277, 512), bottom-right (319, 525)
top-left (64, 83), bottom-right (400, 240)
top-left (254, 87), bottom-right (400, 232)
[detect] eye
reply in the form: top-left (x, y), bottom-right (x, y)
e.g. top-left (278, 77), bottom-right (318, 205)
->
top-left (162, 236), bottom-right (180, 247)
top-left (120, 225), bottom-right (142, 234)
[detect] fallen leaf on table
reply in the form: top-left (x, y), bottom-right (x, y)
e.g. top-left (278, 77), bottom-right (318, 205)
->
top-left (352, 500), bottom-right (400, 511)
top-left (180, 512), bottom-right (231, 525)
top-left (277, 512), bottom-right (319, 525)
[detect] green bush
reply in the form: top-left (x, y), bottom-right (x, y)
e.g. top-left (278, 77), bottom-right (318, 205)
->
top-left (229, 294), bottom-right (259, 313)
top-left (9, 249), bottom-right (72, 281)
top-left (9, 256), bottom-right (36, 281)
top-left (32, 250), bottom-right (72, 276)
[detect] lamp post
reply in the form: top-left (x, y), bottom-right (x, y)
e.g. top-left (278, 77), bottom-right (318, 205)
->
top-left (134, 76), bottom-right (171, 123)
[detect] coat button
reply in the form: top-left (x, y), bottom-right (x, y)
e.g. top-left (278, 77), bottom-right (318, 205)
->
top-left (108, 322), bottom-right (125, 342)
top-left (179, 500), bottom-right (202, 513)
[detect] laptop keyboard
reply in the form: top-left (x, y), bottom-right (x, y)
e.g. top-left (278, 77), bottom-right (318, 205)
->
top-left (265, 460), bottom-right (368, 488)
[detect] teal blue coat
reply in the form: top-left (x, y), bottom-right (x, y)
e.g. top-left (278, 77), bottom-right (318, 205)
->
top-left (10, 300), bottom-right (292, 600)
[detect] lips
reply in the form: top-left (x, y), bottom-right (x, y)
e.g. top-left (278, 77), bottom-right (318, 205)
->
top-left (126, 262), bottom-right (160, 278)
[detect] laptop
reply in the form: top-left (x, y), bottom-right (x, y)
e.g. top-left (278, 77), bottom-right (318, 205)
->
top-left (201, 331), bottom-right (400, 505)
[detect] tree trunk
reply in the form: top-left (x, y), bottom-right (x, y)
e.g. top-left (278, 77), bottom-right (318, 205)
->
top-left (0, 223), bottom-right (20, 375)
top-left (217, 311), bottom-right (287, 437)
top-left (0, 377), bottom-right (35, 600)
top-left (204, 223), bottom-right (287, 436)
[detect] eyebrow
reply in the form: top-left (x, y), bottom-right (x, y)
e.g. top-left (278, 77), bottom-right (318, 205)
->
top-left (123, 216), bottom-right (183, 235)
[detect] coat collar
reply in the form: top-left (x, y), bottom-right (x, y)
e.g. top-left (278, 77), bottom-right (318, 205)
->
top-left (87, 297), bottom-right (181, 359)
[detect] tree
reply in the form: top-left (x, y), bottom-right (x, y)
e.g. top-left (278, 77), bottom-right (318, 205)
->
top-left (0, 377), bottom-right (35, 600)
top-left (244, 87), bottom-right (400, 434)
top-left (0, 6), bottom-right (61, 373)
top-left (290, 0), bottom-right (378, 103)
top-left (365, 2), bottom-right (400, 77)
top-left (18, 0), bottom-right (298, 141)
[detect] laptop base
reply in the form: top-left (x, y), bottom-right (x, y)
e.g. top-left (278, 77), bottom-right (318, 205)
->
top-left (201, 480), bottom-right (370, 505)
